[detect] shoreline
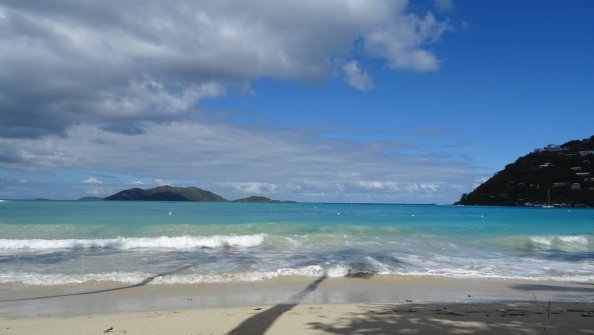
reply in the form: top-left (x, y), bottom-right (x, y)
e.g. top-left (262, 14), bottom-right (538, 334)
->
top-left (2, 276), bottom-right (594, 334)
top-left (2, 275), bottom-right (593, 318)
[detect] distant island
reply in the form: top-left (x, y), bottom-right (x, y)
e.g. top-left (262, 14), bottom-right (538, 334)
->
top-left (78, 196), bottom-right (104, 201)
top-left (104, 185), bottom-right (294, 203)
top-left (232, 196), bottom-right (296, 203)
top-left (456, 135), bottom-right (594, 207)
top-left (105, 185), bottom-right (226, 202)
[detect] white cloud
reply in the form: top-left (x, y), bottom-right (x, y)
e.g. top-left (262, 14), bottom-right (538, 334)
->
top-left (472, 176), bottom-right (490, 189)
top-left (83, 188), bottom-right (105, 196)
top-left (355, 181), bottom-right (399, 191)
top-left (419, 183), bottom-right (439, 192)
top-left (343, 60), bottom-right (373, 91)
top-left (364, 12), bottom-right (449, 72)
top-left (83, 177), bottom-right (102, 185)
top-left (154, 179), bottom-right (170, 186)
top-left (221, 182), bottom-right (278, 195)
top-left (132, 180), bottom-right (144, 185)
top-left (0, 0), bottom-right (452, 138)
top-left (0, 121), bottom-right (478, 202)
top-left (89, 81), bottom-right (225, 120)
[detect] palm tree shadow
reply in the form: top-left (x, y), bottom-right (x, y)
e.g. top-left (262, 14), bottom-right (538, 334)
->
top-left (227, 276), bottom-right (327, 335)
top-left (306, 303), bottom-right (581, 335)
top-left (0, 265), bottom-right (191, 303)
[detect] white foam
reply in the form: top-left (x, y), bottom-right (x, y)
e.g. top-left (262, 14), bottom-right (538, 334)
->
top-left (276, 265), bottom-right (325, 277)
top-left (0, 234), bottom-right (266, 251)
top-left (0, 264), bottom-right (374, 286)
top-left (0, 265), bottom-right (328, 285)
top-left (399, 270), bottom-right (594, 282)
top-left (4, 256), bottom-right (594, 286)
top-left (530, 236), bottom-right (553, 247)
top-left (365, 256), bottom-right (391, 274)
top-left (529, 235), bottom-right (591, 251)
top-left (0, 272), bottom-right (148, 285)
top-left (5, 268), bottom-right (594, 286)
top-left (326, 264), bottom-right (352, 277)
top-left (559, 235), bottom-right (589, 244)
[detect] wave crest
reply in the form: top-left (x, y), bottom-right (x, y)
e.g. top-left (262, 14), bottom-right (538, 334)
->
top-left (488, 235), bottom-right (593, 252)
top-left (0, 234), bottom-right (266, 251)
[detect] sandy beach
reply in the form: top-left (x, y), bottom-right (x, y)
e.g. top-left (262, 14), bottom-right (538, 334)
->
top-left (2, 276), bottom-right (593, 334)
top-left (3, 301), bottom-right (594, 335)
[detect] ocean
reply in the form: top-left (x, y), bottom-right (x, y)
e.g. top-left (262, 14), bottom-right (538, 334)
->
top-left (1, 200), bottom-right (593, 286)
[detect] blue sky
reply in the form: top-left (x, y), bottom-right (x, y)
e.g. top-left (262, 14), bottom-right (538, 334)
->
top-left (0, 0), bottom-right (593, 202)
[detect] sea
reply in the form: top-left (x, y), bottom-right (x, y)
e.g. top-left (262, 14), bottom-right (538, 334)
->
top-left (1, 200), bottom-right (593, 286)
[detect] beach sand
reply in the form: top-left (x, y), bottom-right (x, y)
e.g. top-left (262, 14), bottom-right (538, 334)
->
top-left (3, 302), bottom-right (594, 334)
top-left (2, 276), bottom-right (594, 334)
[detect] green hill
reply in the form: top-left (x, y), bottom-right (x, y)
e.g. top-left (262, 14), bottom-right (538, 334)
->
top-left (232, 196), bottom-right (296, 203)
top-left (456, 135), bottom-right (594, 207)
top-left (233, 196), bottom-right (275, 203)
top-left (105, 185), bottom-right (227, 202)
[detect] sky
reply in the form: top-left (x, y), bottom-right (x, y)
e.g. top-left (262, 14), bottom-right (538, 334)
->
top-left (0, 0), bottom-right (593, 203)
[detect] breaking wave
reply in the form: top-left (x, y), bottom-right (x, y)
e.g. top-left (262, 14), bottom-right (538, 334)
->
top-left (0, 265), bottom-right (355, 285)
top-left (488, 235), bottom-right (593, 252)
top-left (0, 234), bottom-right (266, 251)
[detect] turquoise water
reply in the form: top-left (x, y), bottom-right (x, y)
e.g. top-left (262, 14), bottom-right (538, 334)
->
top-left (1, 200), bottom-right (593, 285)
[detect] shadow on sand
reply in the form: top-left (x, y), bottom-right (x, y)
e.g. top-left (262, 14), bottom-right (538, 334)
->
top-left (227, 270), bottom-right (378, 334)
top-left (512, 283), bottom-right (594, 293)
top-left (227, 276), bottom-right (327, 334)
top-left (226, 277), bottom-right (594, 334)
top-left (307, 302), bottom-right (594, 334)
top-left (0, 265), bottom-right (191, 303)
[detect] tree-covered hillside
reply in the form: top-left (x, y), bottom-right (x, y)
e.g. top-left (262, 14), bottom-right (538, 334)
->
top-left (105, 185), bottom-right (227, 202)
top-left (456, 136), bottom-right (594, 207)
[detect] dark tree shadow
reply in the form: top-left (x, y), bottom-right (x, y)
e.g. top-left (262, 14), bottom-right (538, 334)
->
top-left (0, 265), bottom-right (191, 303)
top-left (512, 283), bottom-right (594, 293)
top-left (227, 276), bottom-right (327, 334)
top-left (308, 302), bottom-right (594, 334)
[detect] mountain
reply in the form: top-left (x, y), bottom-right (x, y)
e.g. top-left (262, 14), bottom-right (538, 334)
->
top-left (104, 185), bottom-right (227, 202)
top-left (232, 196), bottom-right (296, 203)
top-left (456, 135), bottom-right (594, 207)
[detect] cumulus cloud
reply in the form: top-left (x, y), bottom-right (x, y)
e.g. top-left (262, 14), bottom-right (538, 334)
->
top-left (343, 60), bottom-right (374, 91)
top-left (0, 1), bottom-right (466, 201)
top-left (0, 0), bottom-right (452, 138)
top-left (364, 12), bottom-right (449, 71)
top-left (82, 177), bottom-right (102, 185)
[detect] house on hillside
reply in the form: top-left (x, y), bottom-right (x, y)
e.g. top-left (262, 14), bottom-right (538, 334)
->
top-left (545, 144), bottom-right (563, 152)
